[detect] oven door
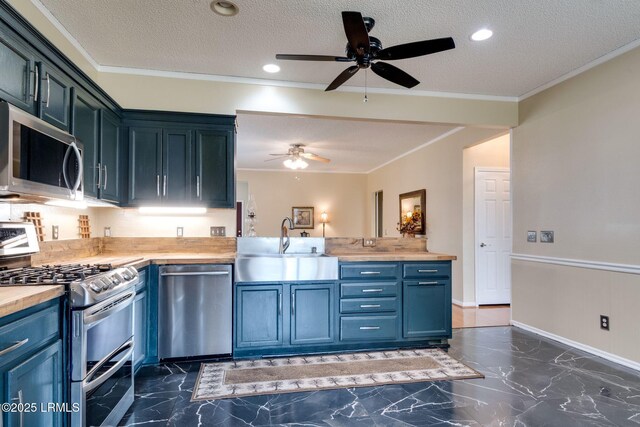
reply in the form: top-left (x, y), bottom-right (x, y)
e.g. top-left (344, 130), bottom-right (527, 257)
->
top-left (71, 289), bottom-right (136, 381)
top-left (71, 339), bottom-right (134, 427)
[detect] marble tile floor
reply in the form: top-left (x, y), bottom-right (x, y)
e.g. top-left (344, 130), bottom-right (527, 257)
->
top-left (119, 327), bottom-right (640, 426)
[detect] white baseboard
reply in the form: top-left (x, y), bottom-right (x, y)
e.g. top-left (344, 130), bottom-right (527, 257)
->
top-left (511, 320), bottom-right (640, 372)
top-left (452, 298), bottom-right (478, 308)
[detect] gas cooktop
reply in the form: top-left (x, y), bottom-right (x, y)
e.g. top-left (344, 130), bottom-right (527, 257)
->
top-left (0, 263), bottom-right (114, 285)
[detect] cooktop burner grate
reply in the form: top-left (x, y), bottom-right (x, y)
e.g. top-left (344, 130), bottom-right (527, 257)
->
top-left (0, 264), bottom-right (113, 286)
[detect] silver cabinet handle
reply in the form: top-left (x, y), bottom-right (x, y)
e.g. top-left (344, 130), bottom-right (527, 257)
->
top-left (96, 162), bottom-right (102, 189)
top-left (32, 65), bottom-right (38, 101)
top-left (18, 389), bottom-right (24, 427)
top-left (418, 269), bottom-right (438, 273)
top-left (0, 338), bottom-right (29, 357)
top-left (291, 292), bottom-right (295, 315)
top-left (103, 165), bottom-right (108, 190)
top-left (360, 304), bottom-right (381, 308)
top-left (361, 288), bottom-right (383, 293)
top-left (196, 175), bottom-right (201, 198)
top-left (359, 326), bottom-right (380, 330)
top-left (418, 281), bottom-right (438, 285)
top-left (45, 73), bottom-right (50, 108)
top-left (156, 175), bottom-right (160, 197)
top-left (163, 175), bottom-right (167, 196)
top-left (160, 271), bottom-right (229, 277)
top-left (360, 271), bottom-right (381, 275)
top-left (278, 291), bottom-right (282, 315)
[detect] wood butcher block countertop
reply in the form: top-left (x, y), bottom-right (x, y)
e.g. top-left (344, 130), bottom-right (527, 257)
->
top-left (334, 252), bottom-right (456, 262)
top-left (0, 286), bottom-right (65, 318)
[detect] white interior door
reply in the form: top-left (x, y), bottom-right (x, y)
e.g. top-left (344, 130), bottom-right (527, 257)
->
top-left (475, 168), bottom-right (511, 305)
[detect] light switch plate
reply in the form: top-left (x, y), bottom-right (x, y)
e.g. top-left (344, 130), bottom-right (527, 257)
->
top-left (363, 238), bottom-right (376, 247)
top-left (52, 225), bottom-right (59, 240)
top-left (527, 231), bottom-right (537, 242)
top-left (177, 227), bottom-right (184, 237)
top-left (540, 230), bottom-right (554, 243)
top-left (104, 227), bottom-right (111, 237)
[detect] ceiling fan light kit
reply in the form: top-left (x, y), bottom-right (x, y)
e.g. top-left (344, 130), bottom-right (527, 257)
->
top-left (265, 144), bottom-right (331, 170)
top-left (276, 11), bottom-right (455, 92)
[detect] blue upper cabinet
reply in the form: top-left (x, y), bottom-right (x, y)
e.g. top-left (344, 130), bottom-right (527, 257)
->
top-left (124, 111), bottom-right (235, 208)
top-left (38, 61), bottom-right (73, 131)
top-left (0, 25), bottom-right (38, 115)
top-left (72, 87), bottom-right (101, 199)
top-left (99, 109), bottom-right (121, 202)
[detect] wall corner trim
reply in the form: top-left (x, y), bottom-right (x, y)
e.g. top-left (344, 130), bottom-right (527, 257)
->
top-left (511, 321), bottom-right (640, 372)
top-left (511, 253), bottom-right (640, 275)
top-left (452, 298), bottom-right (478, 308)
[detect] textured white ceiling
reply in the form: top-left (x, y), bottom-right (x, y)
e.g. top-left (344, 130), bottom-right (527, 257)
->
top-left (37, 0), bottom-right (640, 97)
top-left (236, 113), bottom-right (459, 172)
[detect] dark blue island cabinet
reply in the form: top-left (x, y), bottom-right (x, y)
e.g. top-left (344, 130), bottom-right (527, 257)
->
top-left (233, 261), bottom-right (451, 358)
top-left (0, 298), bottom-right (64, 427)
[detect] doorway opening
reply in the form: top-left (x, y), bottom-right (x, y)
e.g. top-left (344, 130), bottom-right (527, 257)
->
top-left (374, 190), bottom-right (383, 237)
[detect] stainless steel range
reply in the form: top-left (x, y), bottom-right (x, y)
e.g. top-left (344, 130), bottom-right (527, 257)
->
top-left (0, 222), bottom-right (138, 427)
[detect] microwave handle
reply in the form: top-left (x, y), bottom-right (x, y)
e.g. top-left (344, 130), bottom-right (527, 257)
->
top-left (62, 141), bottom-right (83, 196)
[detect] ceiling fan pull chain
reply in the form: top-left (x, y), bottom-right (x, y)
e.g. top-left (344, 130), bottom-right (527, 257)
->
top-left (364, 69), bottom-right (368, 103)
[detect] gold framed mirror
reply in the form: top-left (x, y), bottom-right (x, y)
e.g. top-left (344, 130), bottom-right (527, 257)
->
top-left (398, 189), bottom-right (426, 235)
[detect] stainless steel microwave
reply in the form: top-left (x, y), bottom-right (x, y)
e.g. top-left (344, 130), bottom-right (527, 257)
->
top-left (0, 101), bottom-right (83, 202)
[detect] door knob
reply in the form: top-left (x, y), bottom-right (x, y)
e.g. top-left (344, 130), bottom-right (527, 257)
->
top-left (480, 243), bottom-right (487, 247)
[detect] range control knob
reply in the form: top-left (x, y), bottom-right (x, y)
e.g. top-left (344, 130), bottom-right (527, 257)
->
top-left (89, 282), bottom-right (102, 293)
top-left (102, 279), bottom-right (111, 290)
top-left (121, 271), bottom-right (131, 280)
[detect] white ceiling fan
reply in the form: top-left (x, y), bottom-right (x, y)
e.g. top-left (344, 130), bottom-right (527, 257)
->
top-left (265, 144), bottom-right (331, 169)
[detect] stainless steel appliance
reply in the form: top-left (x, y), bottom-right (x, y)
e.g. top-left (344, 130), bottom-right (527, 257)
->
top-left (158, 264), bottom-right (232, 359)
top-left (0, 101), bottom-right (83, 202)
top-left (0, 222), bottom-right (138, 427)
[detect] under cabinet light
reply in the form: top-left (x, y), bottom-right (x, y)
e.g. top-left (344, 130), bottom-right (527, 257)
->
top-left (45, 199), bottom-right (88, 210)
top-left (138, 207), bottom-right (207, 215)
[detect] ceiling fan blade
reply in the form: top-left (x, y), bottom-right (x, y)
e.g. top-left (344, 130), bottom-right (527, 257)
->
top-left (375, 37), bottom-right (455, 61)
top-left (276, 54), bottom-right (352, 62)
top-left (325, 65), bottom-right (359, 91)
top-left (269, 153), bottom-right (289, 156)
top-left (342, 11), bottom-right (370, 55)
top-left (264, 156), bottom-right (289, 162)
top-left (371, 62), bottom-right (419, 88)
top-left (301, 152), bottom-right (331, 163)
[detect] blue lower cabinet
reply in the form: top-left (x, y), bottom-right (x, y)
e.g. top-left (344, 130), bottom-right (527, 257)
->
top-left (235, 284), bottom-right (283, 348)
top-left (290, 284), bottom-right (334, 345)
top-left (4, 340), bottom-right (63, 427)
top-left (403, 280), bottom-right (451, 338)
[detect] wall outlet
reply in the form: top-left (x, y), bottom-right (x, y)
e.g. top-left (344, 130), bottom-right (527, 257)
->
top-left (527, 231), bottom-right (537, 242)
top-left (363, 238), bottom-right (376, 247)
top-left (210, 226), bottom-right (226, 237)
top-left (52, 225), bottom-right (59, 240)
top-left (104, 227), bottom-right (111, 237)
top-left (540, 230), bottom-right (554, 243)
top-left (176, 227), bottom-right (184, 237)
top-left (600, 315), bottom-right (610, 330)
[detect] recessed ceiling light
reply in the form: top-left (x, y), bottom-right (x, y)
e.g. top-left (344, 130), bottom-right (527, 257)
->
top-left (210, 1), bottom-right (239, 17)
top-left (263, 64), bottom-right (280, 73)
top-left (471, 28), bottom-right (493, 41)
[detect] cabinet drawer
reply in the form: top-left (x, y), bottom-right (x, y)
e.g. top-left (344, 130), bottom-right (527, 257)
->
top-left (403, 263), bottom-right (451, 279)
top-left (0, 304), bottom-right (59, 365)
top-left (340, 263), bottom-right (399, 280)
top-left (340, 281), bottom-right (398, 298)
top-left (340, 316), bottom-right (397, 341)
top-left (340, 297), bottom-right (396, 314)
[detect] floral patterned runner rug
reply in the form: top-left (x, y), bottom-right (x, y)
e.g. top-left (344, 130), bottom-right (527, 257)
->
top-left (192, 348), bottom-right (483, 401)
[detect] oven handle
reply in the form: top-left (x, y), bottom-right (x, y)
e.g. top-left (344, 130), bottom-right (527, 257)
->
top-left (83, 290), bottom-right (136, 327)
top-left (83, 339), bottom-right (134, 394)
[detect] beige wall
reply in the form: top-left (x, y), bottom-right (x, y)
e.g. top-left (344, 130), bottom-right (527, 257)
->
top-left (512, 46), bottom-right (640, 363)
top-left (366, 127), bottom-right (504, 302)
top-left (0, 203), bottom-right (101, 240)
top-left (237, 170), bottom-right (368, 237)
top-left (461, 134), bottom-right (511, 304)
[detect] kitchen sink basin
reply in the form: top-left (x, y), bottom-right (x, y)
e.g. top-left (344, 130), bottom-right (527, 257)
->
top-left (235, 253), bottom-right (338, 282)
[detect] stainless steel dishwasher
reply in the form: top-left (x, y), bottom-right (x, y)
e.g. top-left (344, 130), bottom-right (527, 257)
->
top-left (158, 264), bottom-right (232, 359)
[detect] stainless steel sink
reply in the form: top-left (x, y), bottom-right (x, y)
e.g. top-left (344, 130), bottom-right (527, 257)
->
top-left (235, 253), bottom-right (338, 282)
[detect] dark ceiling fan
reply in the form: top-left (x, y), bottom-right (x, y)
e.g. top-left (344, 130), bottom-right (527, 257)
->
top-left (276, 11), bottom-right (455, 91)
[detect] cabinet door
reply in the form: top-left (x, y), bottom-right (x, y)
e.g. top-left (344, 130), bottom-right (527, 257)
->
top-left (290, 284), bottom-right (335, 345)
top-left (100, 110), bottom-right (121, 202)
top-left (403, 280), bottom-right (451, 338)
top-left (72, 88), bottom-right (101, 199)
top-left (4, 340), bottom-right (63, 427)
top-left (39, 62), bottom-right (73, 131)
top-left (128, 126), bottom-right (162, 205)
top-left (163, 129), bottom-right (192, 202)
top-left (134, 290), bottom-right (147, 370)
top-left (235, 285), bottom-right (282, 348)
top-left (0, 27), bottom-right (37, 114)
top-left (194, 129), bottom-right (234, 208)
